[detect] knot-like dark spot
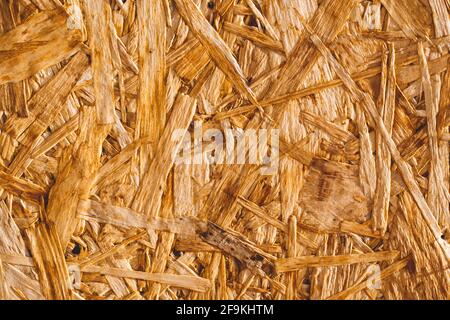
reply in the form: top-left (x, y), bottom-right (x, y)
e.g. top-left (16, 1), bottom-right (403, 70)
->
top-left (200, 231), bottom-right (212, 239)
top-left (407, 259), bottom-right (416, 274)
top-left (72, 243), bottom-right (81, 255)
top-left (262, 263), bottom-right (276, 277)
top-left (251, 254), bottom-right (264, 262)
top-left (173, 250), bottom-right (182, 258)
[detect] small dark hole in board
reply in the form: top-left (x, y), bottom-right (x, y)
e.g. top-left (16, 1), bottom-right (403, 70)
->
top-left (72, 243), bottom-right (81, 255)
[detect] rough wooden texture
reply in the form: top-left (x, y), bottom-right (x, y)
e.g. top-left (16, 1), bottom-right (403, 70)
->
top-left (0, 0), bottom-right (449, 300)
top-left (0, 7), bottom-right (82, 85)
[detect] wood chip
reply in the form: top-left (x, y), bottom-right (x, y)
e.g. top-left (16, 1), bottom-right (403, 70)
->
top-left (1, 0), bottom-right (449, 301)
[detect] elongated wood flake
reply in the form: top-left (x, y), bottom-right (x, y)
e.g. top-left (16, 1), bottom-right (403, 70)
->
top-left (0, 8), bottom-right (82, 85)
top-left (174, 0), bottom-right (258, 105)
top-left (276, 251), bottom-right (400, 273)
top-left (132, 94), bottom-right (197, 218)
top-left (83, 0), bottom-right (116, 125)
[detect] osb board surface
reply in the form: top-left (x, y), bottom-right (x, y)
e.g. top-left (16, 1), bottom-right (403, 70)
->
top-left (0, 0), bottom-right (449, 300)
